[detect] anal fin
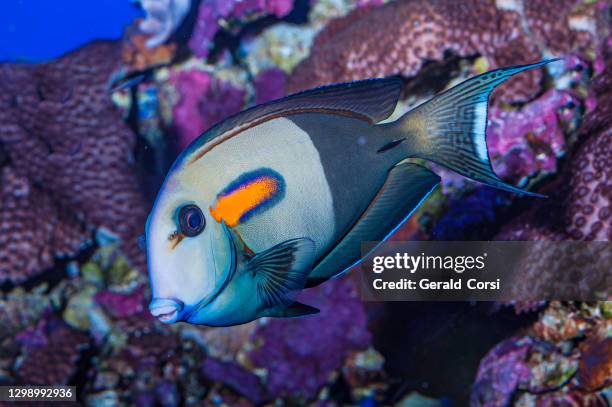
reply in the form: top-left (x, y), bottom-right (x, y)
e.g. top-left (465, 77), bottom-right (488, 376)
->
top-left (307, 162), bottom-right (440, 286)
top-left (264, 301), bottom-right (320, 318)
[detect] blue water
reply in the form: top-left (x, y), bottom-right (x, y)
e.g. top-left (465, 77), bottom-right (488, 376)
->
top-left (0, 0), bottom-right (143, 62)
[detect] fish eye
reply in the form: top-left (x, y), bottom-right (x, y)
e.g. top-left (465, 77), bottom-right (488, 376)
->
top-left (178, 205), bottom-right (206, 237)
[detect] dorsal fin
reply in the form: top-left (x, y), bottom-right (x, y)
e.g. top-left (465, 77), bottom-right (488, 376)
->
top-left (185, 77), bottom-right (402, 164)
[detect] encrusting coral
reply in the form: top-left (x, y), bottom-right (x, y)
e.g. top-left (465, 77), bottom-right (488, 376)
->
top-left (471, 302), bottom-right (611, 406)
top-left (15, 315), bottom-right (89, 385)
top-left (287, 0), bottom-right (603, 103)
top-left (487, 89), bottom-right (579, 184)
top-left (189, 0), bottom-right (294, 58)
top-left (170, 67), bottom-right (248, 149)
top-left (0, 42), bottom-right (148, 283)
top-left (248, 276), bottom-right (371, 399)
top-left (472, 47), bottom-right (611, 405)
top-left (497, 48), bottom-right (611, 242)
top-left (121, 25), bottom-right (178, 72)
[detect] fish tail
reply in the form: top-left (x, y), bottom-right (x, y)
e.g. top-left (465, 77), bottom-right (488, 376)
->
top-left (390, 59), bottom-right (560, 197)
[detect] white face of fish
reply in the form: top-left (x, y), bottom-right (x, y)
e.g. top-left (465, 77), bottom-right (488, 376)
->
top-left (145, 175), bottom-right (236, 325)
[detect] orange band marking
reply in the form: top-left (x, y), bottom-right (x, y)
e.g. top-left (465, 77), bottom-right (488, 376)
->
top-left (209, 176), bottom-right (280, 227)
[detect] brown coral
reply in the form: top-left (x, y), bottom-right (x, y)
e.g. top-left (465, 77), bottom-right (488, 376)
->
top-left (0, 42), bottom-right (147, 283)
top-left (578, 332), bottom-right (612, 391)
top-left (121, 24), bottom-right (177, 72)
top-left (532, 302), bottom-right (596, 343)
top-left (288, 0), bottom-right (604, 103)
top-left (0, 287), bottom-right (50, 340)
top-left (523, 0), bottom-right (597, 55)
top-left (87, 333), bottom-right (208, 406)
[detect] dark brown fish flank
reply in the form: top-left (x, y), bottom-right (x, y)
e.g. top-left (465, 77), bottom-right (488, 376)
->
top-left (288, 113), bottom-right (392, 242)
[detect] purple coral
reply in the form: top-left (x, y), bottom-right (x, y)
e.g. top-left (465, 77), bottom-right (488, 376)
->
top-left (288, 0), bottom-right (604, 103)
top-left (16, 316), bottom-right (89, 385)
top-left (189, 0), bottom-right (294, 58)
top-left (497, 50), bottom-right (611, 242)
top-left (254, 68), bottom-right (288, 104)
top-left (171, 69), bottom-right (247, 149)
top-left (202, 357), bottom-right (266, 403)
top-left (94, 285), bottom-right (147, 319)
top-left (86, 331), bottom-right (208, 405)
top-left (471, 336), bottom-right (578, 407)
top-left (471, 336), bottom-right (533, 407)
top-left (487, 89), bottom-right (578, 183)
top-left (193, 276), bottom-right (371, 403)
top-left (248, 276), bottom-right (371, 399)
top-left (0, 42), bottom-right (148, 283)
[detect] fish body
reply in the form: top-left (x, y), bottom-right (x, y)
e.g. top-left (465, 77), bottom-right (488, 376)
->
top-left (146, 60), bottom-right (558, 326)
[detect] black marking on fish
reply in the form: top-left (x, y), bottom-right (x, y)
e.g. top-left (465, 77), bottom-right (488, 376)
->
top-left (308, 162), bottom-right (440, 285)
top-left (377, 138), bottom-right (405, 153)
top-left (288, 113), bottom-right (392, 254)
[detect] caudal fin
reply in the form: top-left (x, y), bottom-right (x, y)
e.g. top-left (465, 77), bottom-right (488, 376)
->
top-left (394, 59), bottom-right (560, 197)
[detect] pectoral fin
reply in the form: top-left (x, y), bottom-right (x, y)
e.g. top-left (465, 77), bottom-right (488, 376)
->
top-left (307, 162), bottom-right (440, 286)
top-left (247, 238), bottom-right (316, 308)
top-left (264, 301), bottom-right (320, 318)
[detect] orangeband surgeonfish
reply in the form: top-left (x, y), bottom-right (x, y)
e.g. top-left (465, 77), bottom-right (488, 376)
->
top-left (146, 60), bottom-right (558, 326)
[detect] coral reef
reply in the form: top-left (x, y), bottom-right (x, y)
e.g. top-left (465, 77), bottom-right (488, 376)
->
top-left (498, 126), bottom-right (610, 241)
top-left (189, 0), bottom-right (294, 58)
top-left (248, 276), bottom-right (371, 399)
top-left (0, 287), bottom-right (50, 341)
top-left (201, 357), bottom-right (266, 403)
top-left (0, 42), bottom-right (148, 283)
top-left (95, 286), bottom-right (146, 319)
top-left (121, 25), bottom-right (178, 72)
top-left (487, 43), bottom-right (611, 312)
top-left (137, 0), bottom-right (192, 48)
top-left (253, 67), bottom-right (288, 104)
top-left (342, 347), bottom-right (388, 401)
top-left (186, 276), bottom-right (374, 403)
top-left (497, 50), bottom-right (611, 242)
top-left (472, 302), bottom-right (611, 406)
top-left (86, 330), bottom-right (208, 406)
top-left (487, 90), bottom-right (579, 183)
top-left (170, 66), bottom-right (248, 149)
top-left (579, 332), bottom-right (612, 391)
top-left (242, 23), bottom-right (318, 76)
top-left (1, 0), bottom-right (610, 406)
top-left (470, 336), bottom-right (575, 407)
top-left (287, 0), bottom-right (603, 103)
top-left (16, 315), bottom-right (89, 385)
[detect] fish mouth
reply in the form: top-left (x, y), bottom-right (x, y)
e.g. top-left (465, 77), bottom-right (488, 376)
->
top-left (149, 298), bottom-right (184, 324)
top-left (183, 221), bottom-right (237, 321)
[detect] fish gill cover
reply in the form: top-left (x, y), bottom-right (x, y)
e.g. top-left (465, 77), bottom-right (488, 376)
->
top-left (0, 0), bottom-right (610, 406)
